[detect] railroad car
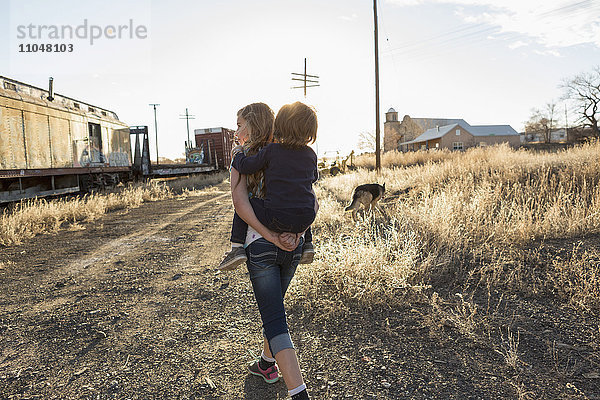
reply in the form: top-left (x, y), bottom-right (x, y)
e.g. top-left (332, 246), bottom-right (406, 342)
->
top-left (193, 127), bottom-right (235, 169)
top-left (0, 76), bottom-right (132, 202)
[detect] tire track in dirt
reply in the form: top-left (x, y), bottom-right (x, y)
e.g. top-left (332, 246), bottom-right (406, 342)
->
top-left (47, 191), bottom-right (230, 284)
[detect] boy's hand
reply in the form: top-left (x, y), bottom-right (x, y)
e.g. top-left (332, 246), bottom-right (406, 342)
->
top-left (231, 144), bottom-right (244, 158)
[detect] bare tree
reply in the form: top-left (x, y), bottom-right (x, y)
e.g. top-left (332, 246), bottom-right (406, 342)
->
top-left (357, 131), bottom-right (378, 152)
top-left (524, 101), bottom-right (558, 143)
top-left (562, 66), bottom-right (600, 138)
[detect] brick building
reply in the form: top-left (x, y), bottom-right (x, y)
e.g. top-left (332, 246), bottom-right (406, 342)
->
top-left (383, 108), bottom-right (520, 152)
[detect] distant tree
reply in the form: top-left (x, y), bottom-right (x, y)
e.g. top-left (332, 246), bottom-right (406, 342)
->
top-left (157, 156), bottom-right (186, 165)
top-left (561, 66), bottom-right (600, 138)
top-left (524, 101), bottom-right (558, 143)
top-left (357, 131), bottom-right (378, 152)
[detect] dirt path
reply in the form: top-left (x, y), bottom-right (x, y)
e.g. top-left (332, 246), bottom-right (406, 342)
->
top-left (0, 184), bottom-right (291, 399)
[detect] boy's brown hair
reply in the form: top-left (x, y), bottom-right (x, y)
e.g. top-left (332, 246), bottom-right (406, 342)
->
top-left (236, 103), bottom-right (274, 198)
top-left (273, 102), bottom-right (317, 148)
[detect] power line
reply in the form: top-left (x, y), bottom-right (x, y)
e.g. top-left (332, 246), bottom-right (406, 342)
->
top-left (384, 23), bottom-right (491, 55)
top-left (383, 25), bottom-right (499, 58)
top-left (377, 0), bottom-right (402, 106)
top-left (540, 0), bottom-right (595, 17)
top-left (380, 1), bottom-right (600, 62)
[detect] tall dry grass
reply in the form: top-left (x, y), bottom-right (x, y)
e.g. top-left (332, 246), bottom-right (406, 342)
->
top-left (0, 181), bottom-right (173, 246)
top-left (291, 142), bottom-right (600, 313)
top-left (353, 148), bottom-right (458, 169)
top-left (165, 171), bottom-right (229, 193)
top-left (0, 172), bottom-right (229, 247)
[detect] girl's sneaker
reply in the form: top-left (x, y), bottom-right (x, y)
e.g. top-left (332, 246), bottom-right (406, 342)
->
top-left (248, 359), bottom-right (280, 383)
top-left (217, 247), bottom-right (247, 271)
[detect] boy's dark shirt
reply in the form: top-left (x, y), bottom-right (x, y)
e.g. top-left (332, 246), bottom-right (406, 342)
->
top-left (231, 143), bottom-right (317, 210)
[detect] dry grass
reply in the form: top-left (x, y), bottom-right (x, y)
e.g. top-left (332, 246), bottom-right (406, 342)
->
top-left (161, 171), bottom-right (229, 193)
top-left (353, 148), bottom-right (457, 169)
top-left (291, 141), bottom-right (600, 313)
top-left (550, 244), bottom-right (600, 311)
top-left (497, 328), bottom-right (521, 370)
top-left (0, 181), bottom-right (172, 246)
top-left (0, 172), bottom-right (228, 247)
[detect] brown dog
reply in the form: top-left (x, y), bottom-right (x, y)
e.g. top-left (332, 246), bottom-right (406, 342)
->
top-left (345, 183), bottom-right (385, 221)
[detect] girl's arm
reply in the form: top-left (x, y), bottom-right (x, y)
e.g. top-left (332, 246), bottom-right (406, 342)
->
top-left (230, 167), bottom-right (298, 251)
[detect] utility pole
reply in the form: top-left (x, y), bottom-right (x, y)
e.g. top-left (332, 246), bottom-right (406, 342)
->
top-left (179, 108), bottom-right (196, 148)
top-left (373, 0), bottom-right (381, 173)
top-left (291, 58), bottom-right (320, 97)
top-left (149, 103), bottom-right (160, 164)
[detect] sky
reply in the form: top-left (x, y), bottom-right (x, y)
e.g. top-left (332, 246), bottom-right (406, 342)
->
top-left (1, 0), bottom-right (599, 159)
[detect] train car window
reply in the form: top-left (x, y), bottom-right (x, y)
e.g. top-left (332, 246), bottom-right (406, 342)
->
top-left (88, 106), bottom-right (95, 113)
top-left (3, 82), bottom-right (17, 91)
top-left (101, 111), bottom-right (107, 117)
top-left (73, 102), bottom-right (80, 109)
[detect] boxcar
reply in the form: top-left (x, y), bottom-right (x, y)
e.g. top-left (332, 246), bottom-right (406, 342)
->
top-left (0, 76), bottom-right (132, 202)
top-left (193, 127), bottom-right (235, 169)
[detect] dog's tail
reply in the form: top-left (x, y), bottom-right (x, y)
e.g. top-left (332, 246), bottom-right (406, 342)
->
top-left (345, 192), bottom-right (360, 212)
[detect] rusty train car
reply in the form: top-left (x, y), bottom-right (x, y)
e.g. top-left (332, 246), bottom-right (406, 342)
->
top-left (193, 127), bottom-right (235, 169)
top-left (0, 76), bottom-right (133, 202)
top-left (0, 76), bottom-right (229, 203)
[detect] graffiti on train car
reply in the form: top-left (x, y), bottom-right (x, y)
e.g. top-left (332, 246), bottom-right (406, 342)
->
top-left (187, 148), bottom-right (205, 164)
top-left (78, 147), bottom-right (106, 166)
top-left (108, 152), bottom-right (129, 167)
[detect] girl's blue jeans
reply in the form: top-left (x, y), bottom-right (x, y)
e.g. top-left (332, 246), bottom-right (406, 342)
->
top-left (245, 236), bottom-right (304, 357)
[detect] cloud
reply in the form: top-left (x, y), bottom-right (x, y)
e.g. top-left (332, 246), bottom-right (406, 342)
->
top-left (387, 0), bottom-right (426, 4)
top-left (385, 0), bottom-right (600, 49)
top-left (508, 40), bottom-right (528, 49)
top-left (338, 13), bottom-right (358, 21)
top-left (534, 49), bottom-right (562, 57)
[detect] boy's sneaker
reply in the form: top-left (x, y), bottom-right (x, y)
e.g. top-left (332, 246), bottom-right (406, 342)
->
top-left (217, 247), bottom-right (247, 271)
top-left (248, 359), bottom-right (280, 383)
top-left (299, 242), bottom-right (315, 264)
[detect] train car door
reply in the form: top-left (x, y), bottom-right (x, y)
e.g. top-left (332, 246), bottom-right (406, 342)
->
top-left (88, 122), bottom-right (105, 164)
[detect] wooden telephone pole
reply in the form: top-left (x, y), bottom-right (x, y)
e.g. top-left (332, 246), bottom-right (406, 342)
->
top-left (374, 0), bottom-right (381, 173)
top-left (179, 108), bottom-right (196, 148)
top-left (291, 58), bottom-right (320, 97)
top-left (149, 103), bottom-right (160, 164)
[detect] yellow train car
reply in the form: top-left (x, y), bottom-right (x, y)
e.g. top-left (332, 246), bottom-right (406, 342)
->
top-left (0, 76), bottom-right (132, 202)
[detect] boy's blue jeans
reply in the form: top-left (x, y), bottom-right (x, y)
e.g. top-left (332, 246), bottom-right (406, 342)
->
top-left (245, 236), bottom-right (304, 357)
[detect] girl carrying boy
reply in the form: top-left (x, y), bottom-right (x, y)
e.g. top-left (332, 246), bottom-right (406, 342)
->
top-left (218, 103), bottom-right (314, 271)
top-left (229, 101), bottom-right (318, 400)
